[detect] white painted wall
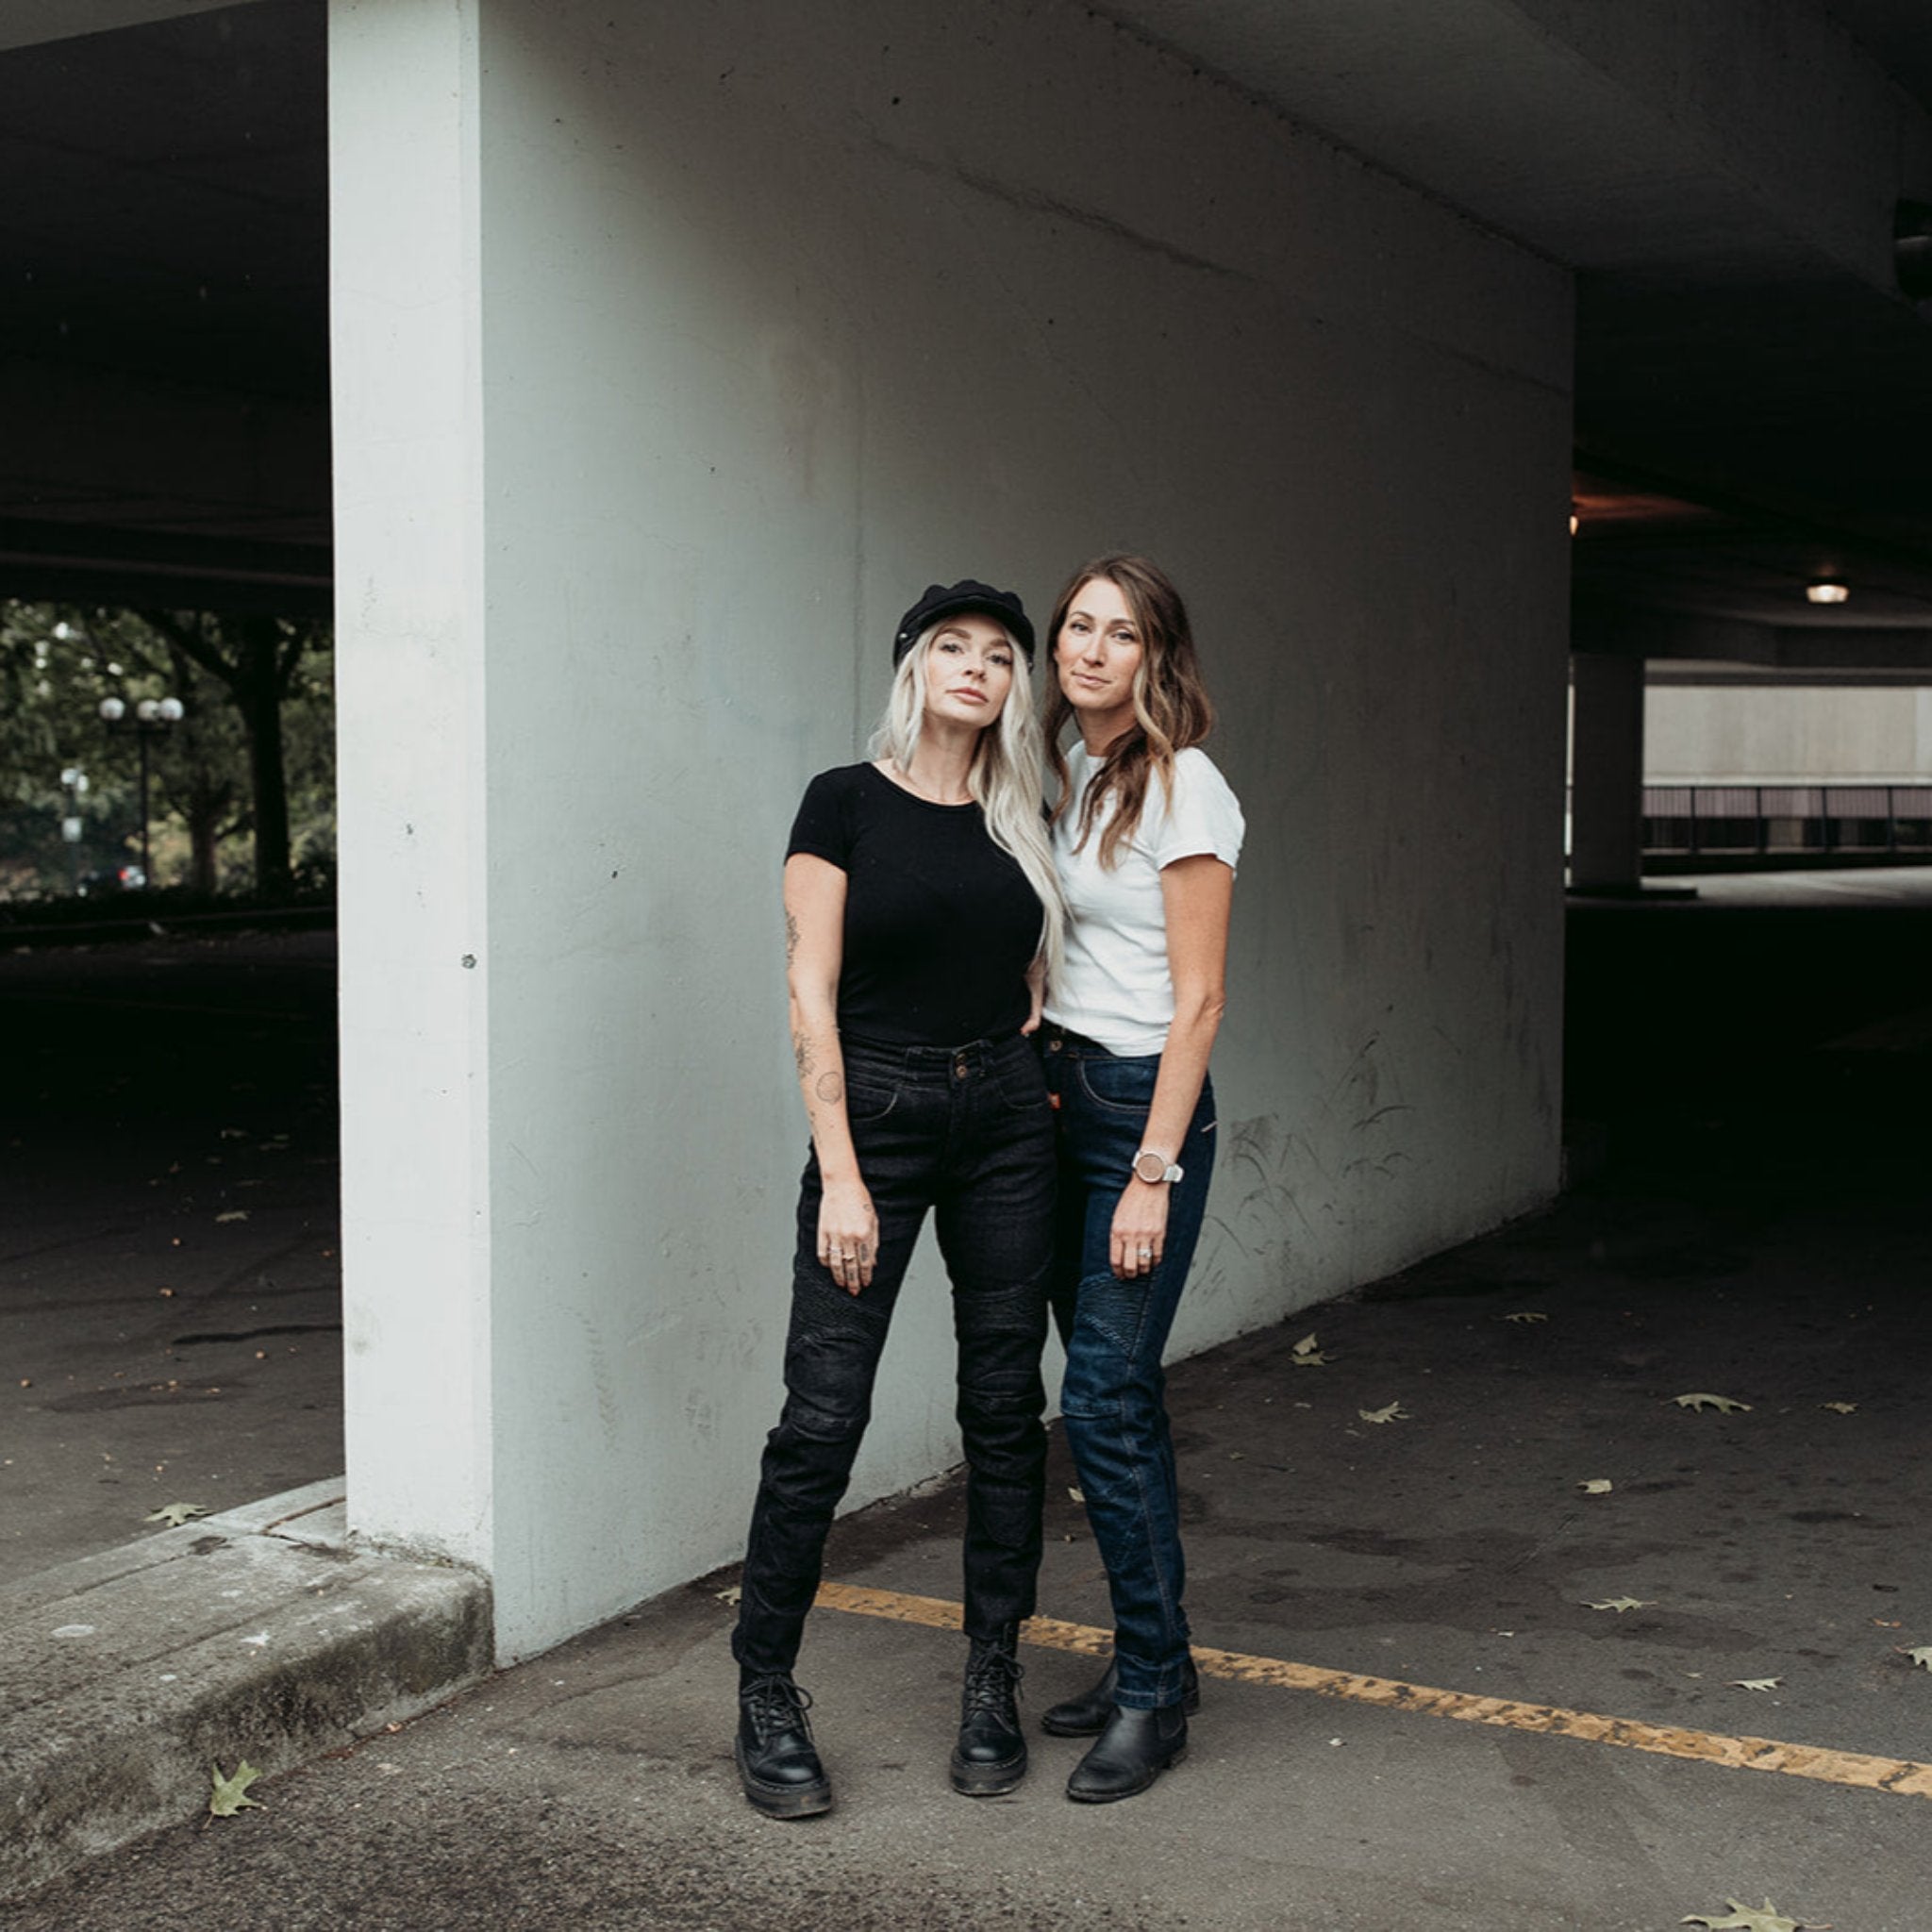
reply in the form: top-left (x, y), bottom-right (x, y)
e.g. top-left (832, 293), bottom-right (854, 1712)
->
top-left (332, 0), bottom-right (1572, 1658)
top-left (1646, 684), bottom-right (1932, 783)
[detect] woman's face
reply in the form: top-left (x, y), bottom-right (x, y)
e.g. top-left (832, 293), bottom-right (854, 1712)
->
top-left (923, 615), bottom-right (1017, 731)
top-left (1055, 576), bottom-right (1142, 738)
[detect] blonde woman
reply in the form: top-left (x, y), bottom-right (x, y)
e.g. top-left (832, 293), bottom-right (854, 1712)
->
top-left (1035, 554), bottom-right (1243, 1803)
top-left (732, 580), bottom-right (1064, 1818)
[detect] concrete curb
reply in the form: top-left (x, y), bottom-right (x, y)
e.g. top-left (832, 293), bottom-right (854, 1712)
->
top-left (0, 1479), bottom-right (491, 1902)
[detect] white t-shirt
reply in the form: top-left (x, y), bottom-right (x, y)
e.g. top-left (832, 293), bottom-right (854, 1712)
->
top-left (1044, 742), bottom-right (1244, 1056)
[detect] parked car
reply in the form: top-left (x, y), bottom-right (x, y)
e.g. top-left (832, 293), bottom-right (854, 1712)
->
top-left (76, 863), bottom-right (147, 896)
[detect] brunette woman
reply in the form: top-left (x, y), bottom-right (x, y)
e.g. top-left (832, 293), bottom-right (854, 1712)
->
top-left (731, 580), bottom-right (1064, 1818)
top-left (1035, 555), bottom-right (1243, 1803)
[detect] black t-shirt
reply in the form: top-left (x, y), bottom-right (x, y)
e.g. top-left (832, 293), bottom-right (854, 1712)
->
top-left (786, 762), bottom-right (1041, 1047)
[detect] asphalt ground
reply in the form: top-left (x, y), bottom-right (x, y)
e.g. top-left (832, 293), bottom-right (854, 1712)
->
top-left (4, 874), bottom-right (1931, 1929)
top-left (0, 927), bottom-right (343, 1582)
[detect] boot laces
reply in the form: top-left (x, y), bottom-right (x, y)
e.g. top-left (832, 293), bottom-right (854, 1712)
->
top-left (741, 1672), bottom-right (813, 1740)
top-left (962, 1644), bottom-right (1024, 1716)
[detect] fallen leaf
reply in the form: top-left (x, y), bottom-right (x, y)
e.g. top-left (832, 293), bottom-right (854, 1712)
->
top-left (146, 1502), bottom-right (209, 1527)
top-left (1068, 1486), bottom-right (1085, 1503)
top-left (1902, 1645), bottom-right (1932, 1671)
top-left (1577, 1479), bottom-right (1614, 1494)
top-left (1290, 1333), bottom-right (1331, 1367)
top-left (1357, 1402), bottom-right (1410, 1424)
top-left (1818, 1401), bottom-right (1857, 1414)
top-left (208, 1761), bottom-right (265, 1817)
top-left (1730, 1677), bottom-right (1782, 1691)
top-left (1681, 1899), bottom-right (1801, 1932)
top-left (214, 1209), bottom-right (250, 1224)
top-left (1671, 1392), bottom-right (1752, 1413)
top-left (1503, 1311), bottom-right (1548, 1324)
top-left (714, 1586), bottom-right (741, 1606)
top-left (1585, 1597), bottom-right (1656, 1613)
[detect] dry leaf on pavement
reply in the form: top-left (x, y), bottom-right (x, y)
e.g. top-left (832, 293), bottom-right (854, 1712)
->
top-left (1681, 1900), bottom-right (1804, 1932)
top-left (1584, 1597), bottom-right (1655, 1612)
top-left (1577, 1479), bottom-right (1614, 1494)
top-left (1730, 1677), bottom-right (1782, 1691)
top-left (208, 1761), bottom-right (265, 1817)
top-left (1671, 1392), bottom-right (1752, 1413)
top-left (145, 1503), bottom-right (208, 1527)
top-left (1357, 1401), bottom-right (1409, 1424)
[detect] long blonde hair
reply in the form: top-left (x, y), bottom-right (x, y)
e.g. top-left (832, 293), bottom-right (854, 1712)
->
top-left (870, 623), bottom-right (1065, 983)
top-left (1044, 554), bottom-right (1216, 868)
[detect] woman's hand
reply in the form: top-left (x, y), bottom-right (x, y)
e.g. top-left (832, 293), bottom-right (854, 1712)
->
top-left (1109, 1177), bottom-right (1171, 1279)
top-left (818, 1176), bottom-right (879, 1294)
top-left (1021, 957), bottom-right (1046, 1037)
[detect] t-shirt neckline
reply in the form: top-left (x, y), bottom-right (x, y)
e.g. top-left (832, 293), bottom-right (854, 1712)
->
top-left (863, 760), bottom-right (980, 812)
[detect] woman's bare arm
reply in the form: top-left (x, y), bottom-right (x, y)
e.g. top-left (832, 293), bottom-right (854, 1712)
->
top-left (1107, 853), bottom-right (1233, 1279)
top-left (785, 852), bottom-right (877, 1292)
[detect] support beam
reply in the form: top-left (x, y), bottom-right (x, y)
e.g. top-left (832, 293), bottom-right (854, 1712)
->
top-left (1570, 652), bottom-right (1647, 892)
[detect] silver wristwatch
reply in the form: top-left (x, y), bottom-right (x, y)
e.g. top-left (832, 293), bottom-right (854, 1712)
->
top-left (1131, 1149), bottom-right (1183, 1186)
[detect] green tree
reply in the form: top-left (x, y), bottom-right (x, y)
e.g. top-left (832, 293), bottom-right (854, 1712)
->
top-left (0, 600), bottom-right (334, 902)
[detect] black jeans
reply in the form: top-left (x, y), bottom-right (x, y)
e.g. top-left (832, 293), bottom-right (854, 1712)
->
top-left (732, 1031), bottom-right (1056, 1676)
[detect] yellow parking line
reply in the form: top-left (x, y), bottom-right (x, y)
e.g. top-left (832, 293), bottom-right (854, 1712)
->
top-left (815, 1581), bottom-right (1932, 1802)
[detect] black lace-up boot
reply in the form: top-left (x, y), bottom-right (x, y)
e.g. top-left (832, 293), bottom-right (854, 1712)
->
top-left (949, 1625), bottom-right (1027, 1795)
top-left (735, 1671), bottom-right (834, 1818)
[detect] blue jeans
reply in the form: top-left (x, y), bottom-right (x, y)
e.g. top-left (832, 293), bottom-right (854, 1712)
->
top-left (1041, 1027), bottom-right (1217, 1709)
top-left (733, 1031), bottom-right (1056, 1676)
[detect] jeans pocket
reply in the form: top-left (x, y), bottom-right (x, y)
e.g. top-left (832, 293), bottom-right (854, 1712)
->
top-left (1074, 1054), bottom-right (1159, 1117)
top-left (844, 1079), bottom-right (899, 1125)
top-left (990, 1051), bottom-right (1051, 1114)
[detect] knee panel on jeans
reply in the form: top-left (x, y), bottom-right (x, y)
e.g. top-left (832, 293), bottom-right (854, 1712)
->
top-left (778, 1389), bottom-right (870, 1446)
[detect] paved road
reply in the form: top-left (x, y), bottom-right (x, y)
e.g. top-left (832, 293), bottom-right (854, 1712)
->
top-left (0, 929), bottom-right (343, 1581)
top-left (4, 887), bottom-right (1930, 1928)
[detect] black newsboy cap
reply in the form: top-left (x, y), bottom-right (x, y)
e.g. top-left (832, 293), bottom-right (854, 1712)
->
top-left (891, 579), bottom-right (1035, 665)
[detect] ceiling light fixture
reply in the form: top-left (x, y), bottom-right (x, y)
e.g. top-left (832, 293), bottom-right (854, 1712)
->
top-left (1806, 582), bottom-right (1849, 605)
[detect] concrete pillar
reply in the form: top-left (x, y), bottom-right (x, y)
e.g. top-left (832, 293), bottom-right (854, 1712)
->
top-left (329, 0), bottom-right (1573, 1663)
top-left (1570, 653), bottom-right (1647, 891)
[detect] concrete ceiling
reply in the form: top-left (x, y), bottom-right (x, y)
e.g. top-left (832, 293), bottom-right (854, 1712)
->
top-left (4, 0), bottom-right (1932, 658)
top-left (1103, 0), bottom-right (1932, 662)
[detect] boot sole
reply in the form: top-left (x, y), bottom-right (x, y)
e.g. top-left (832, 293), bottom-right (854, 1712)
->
top-left (735, 1738), bottom-right (834, 1819)
top-left (949, 1749), bottom-right (1028, 1797)
top-left (1041, 1688), bottom-right (1200, 1739)
top-left (1065, 1742), bottom-right (1187, 1804)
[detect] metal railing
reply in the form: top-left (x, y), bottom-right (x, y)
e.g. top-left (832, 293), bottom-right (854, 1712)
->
top-left (1642, 785), bottom-right (1932, 857)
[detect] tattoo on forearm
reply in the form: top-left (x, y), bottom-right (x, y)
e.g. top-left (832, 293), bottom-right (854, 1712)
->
top-left (814, 1072), bottom-right (844, 1105)
top-left (792, 1030), bottom-right (814, 1078)
top-left (784, 910), bottom-right (799, 964)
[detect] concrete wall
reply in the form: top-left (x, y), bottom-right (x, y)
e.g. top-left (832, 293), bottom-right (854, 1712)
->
top-left (332, 0), bottom-right (1573, 1659)
top-left (1646, 684), bottom-right (1932, 783)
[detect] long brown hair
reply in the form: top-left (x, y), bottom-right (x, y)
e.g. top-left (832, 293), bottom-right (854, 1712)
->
top-left (1043, 554), bottom-right (1215, 868)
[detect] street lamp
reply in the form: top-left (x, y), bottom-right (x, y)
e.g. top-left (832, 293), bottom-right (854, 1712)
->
top-left (98, 693), bottom-right (185, 888)
top-left (58, 765), bottom-right (89, 895)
